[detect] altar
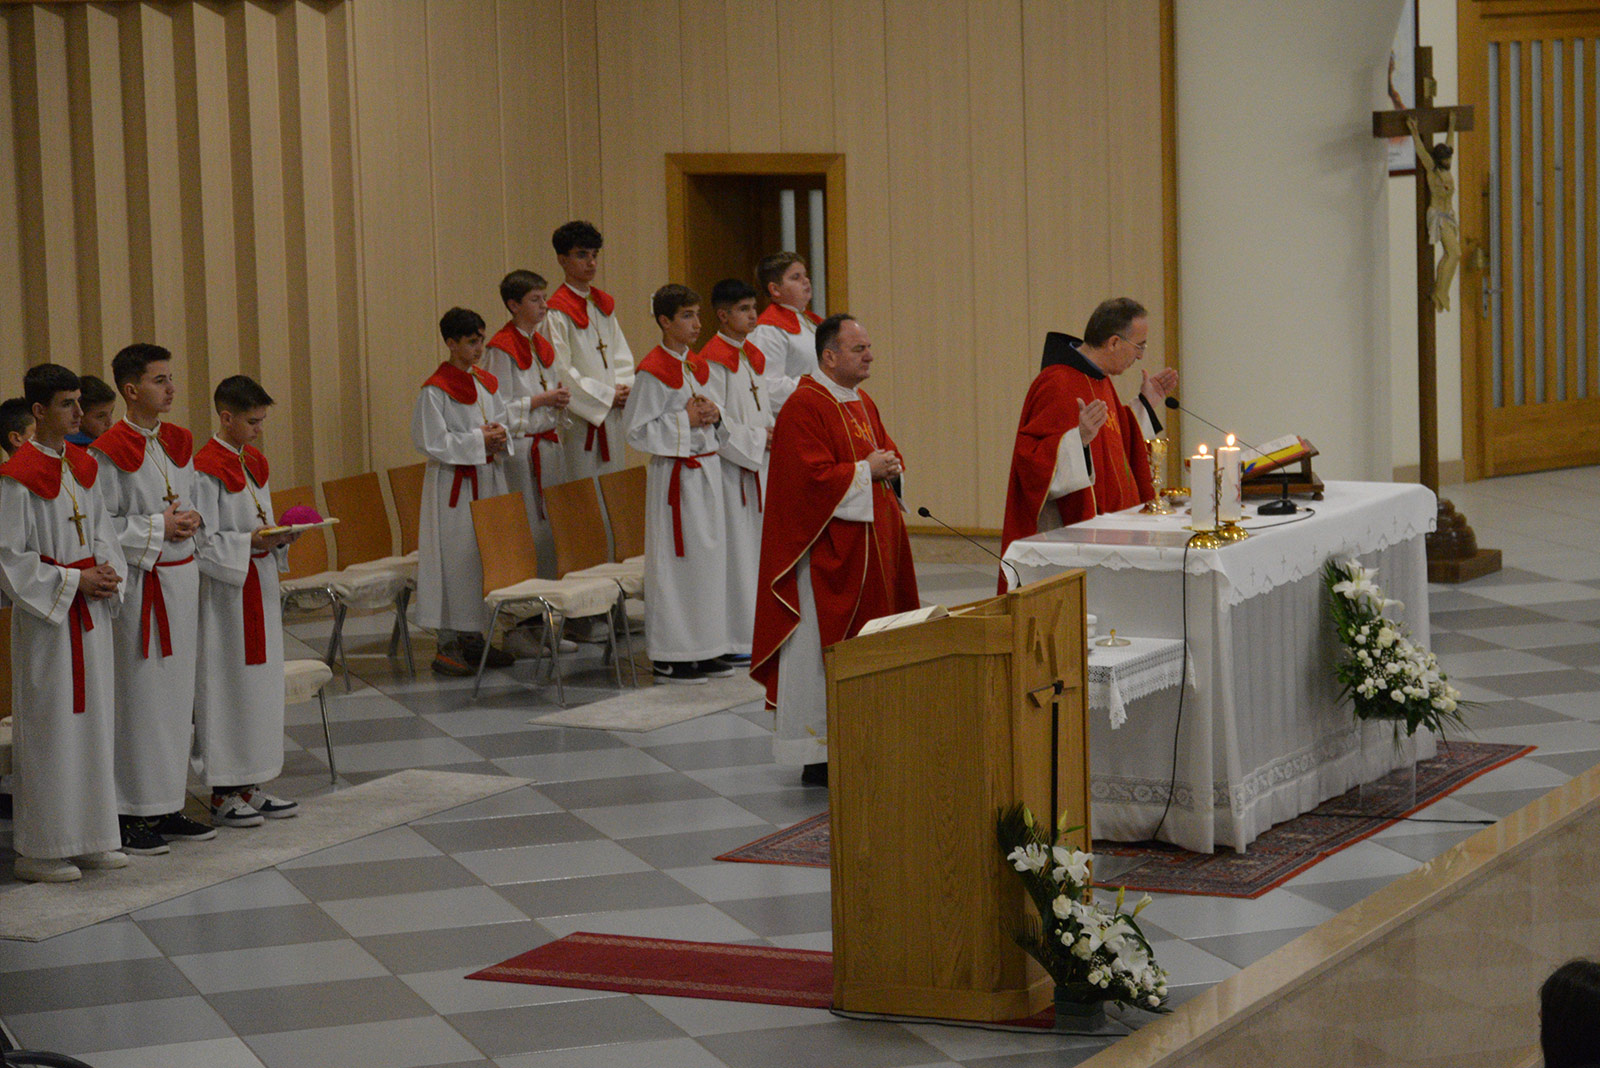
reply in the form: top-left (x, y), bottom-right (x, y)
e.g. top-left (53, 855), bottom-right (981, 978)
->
top-left (1002, 481), bottom-right (1438, 853)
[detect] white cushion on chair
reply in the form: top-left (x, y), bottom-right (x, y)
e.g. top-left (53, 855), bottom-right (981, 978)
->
top-left (567, 560), bottom-right (644, 599)
top-left (347, 552), bottom-right (418, 584)
top-left (329, 566), bottom-right (409, 611)
top-left (485, 576), bottom-right (619, 620)
top-left (280, 574), bottom-right (339, 608)
top-left (284, 660), bottom-right (335, 704)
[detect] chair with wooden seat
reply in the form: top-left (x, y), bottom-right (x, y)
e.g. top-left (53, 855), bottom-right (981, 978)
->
top-left (272, 485), bottom-right (346, 682)
top-left (387, 461), bottom-right (427, 556)
top-left (543, 477), bottom-right (641, 683)
top-left (469, 493), bottom-right (624, 704)
top-left (322, 471), bottom-right (417, 676)
top-left (598, 465), bottom-right (647, 565)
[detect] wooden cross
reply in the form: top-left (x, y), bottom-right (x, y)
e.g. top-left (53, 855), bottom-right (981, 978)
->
top-left (748, 368), bottom-right (762, 411)
top-left (163, 485), bottom-right (180, 508)
top-left (68, 499), bottom-right (86, 546)
top-left (595, 333), bottom-right (608, 369)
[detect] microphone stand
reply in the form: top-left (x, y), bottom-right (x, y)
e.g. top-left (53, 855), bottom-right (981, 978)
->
top-left (1027, 678), bottom-right (1067, 832)
top-left (915, 506), bottom-right (1023, 589)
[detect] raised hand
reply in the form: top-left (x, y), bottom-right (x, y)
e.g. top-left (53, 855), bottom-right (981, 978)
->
top-left (1077, 398), bottom-right (1108, 444)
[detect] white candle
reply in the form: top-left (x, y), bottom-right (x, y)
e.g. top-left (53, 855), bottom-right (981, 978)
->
top-left (1218, 434), bottom-right (1242, 522)
top-left (1190, 444), bottom-right (1216, 530)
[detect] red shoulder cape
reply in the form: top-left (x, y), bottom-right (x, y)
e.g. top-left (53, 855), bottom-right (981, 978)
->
top-left (749, 376), bottom-right (919, 707)
top-left (756, 304), bottom-right (822, 335)
top-left (488, 321), bottom-right (556, 372)
top-left (999, 364), bottom-right (1153, 576)
top-left (194, 438), bottom-right (269, 493)
top-left (90, 420), bottom-right (193, 473)
top-left (699, 334), bottom-right (767, 376)
top-left (423, 362), bottom-right (499, 404)
top-left (0, 441), bottom-right (99, 498)
top-left (547, 284), bottom-right (617, 329)
top-left (636, 346), bottom-right (710, 390)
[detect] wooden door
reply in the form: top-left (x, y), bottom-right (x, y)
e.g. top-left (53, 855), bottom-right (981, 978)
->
top-left (1462, 1), bottom-right (1600, 476)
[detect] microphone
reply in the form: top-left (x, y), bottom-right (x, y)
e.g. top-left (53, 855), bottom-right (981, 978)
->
top-left (1163, 396), bottom-right (1264, 455)
top-left (1164, 397), bottom-right (1296, 514)
top-left (916, 506), bottom-right (1023, 590)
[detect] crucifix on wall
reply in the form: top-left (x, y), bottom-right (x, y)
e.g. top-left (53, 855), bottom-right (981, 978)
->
top-left (1372, 45), bottom-right (1501, 583)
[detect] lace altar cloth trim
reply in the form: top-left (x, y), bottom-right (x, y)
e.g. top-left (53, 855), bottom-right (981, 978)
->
top-left (1087, 637), bottom-right (1188, 729)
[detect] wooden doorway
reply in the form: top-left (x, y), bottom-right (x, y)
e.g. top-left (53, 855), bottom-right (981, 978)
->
top-left (1461, 1), bottom-right (1600, 476)
top-left (665, 154), bottom-right (846, 347)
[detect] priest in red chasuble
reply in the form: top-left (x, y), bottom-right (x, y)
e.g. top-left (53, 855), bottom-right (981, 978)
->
top-left (999, 298), bottom-right (1177, 588)
top-left (750, 314), bottom-right (919, 786)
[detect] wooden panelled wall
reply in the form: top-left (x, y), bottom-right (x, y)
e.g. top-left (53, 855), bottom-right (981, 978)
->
top-left (4, 0), bottom-right (1170, 530)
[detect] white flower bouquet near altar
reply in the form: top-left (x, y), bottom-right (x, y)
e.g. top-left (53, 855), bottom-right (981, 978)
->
top-left (1324, 558), bottom-right (1465, 737)
top-left (996, 804), bottom-right (1169, 1013)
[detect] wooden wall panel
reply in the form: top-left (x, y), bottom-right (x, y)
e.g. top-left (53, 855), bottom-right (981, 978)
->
top-left (187, 2), bottom-right (241, 416)
top-left (497, 0), bottom-right (570, 275)
top-left (28, 7), bottom-right (81, 365)
top-left (678, 0), bottom-right (730, 153)
top-left (81, 4), bottom-right (131, 371)
top-left (1106, 0), bottom-right (1169, 370)
top-left (777, 3), bottom-right (834, 151)
top-left (0, 12), bottom-right (23, 384)
top-left (723, 0), bottom-right (780, 153)
top-left (559, 0), bottom-right (602, 221)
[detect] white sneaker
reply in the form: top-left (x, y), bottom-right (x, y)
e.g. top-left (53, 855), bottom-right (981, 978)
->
top-left (243, 788), bottom-right (298, 819)
top-left (211, 791), bottom-right (265, 828)
top-left (74, 850), bottom-right (129, 870)
top-left (14, 855), bottom-right (82, 883)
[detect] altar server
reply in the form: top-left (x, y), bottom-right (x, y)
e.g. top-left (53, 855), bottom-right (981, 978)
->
top-left (67, 374), bottom-right (117, 447)
top-left (413, 307), bottom-right (513, 676)
top-left (1, 397), bottom-right (35, 456)
top-left (748, 252), bottom-right (821, 414)
top-left (626, 284), bottom-right (732, 684)
top-left (0, 364), bottom-right (128, 882)
top-left (485, 269), bottom-right (570, 578)
top-left (699, 279), bottom-right (773, 658)
top-left (750, 315), bottom-right (919, 785)
top-left (999, 299), bottom-right (1177, 581)
top-left (92, 344), bottom-right (213, 854)
top-left (546, 220), bottom-right (634, 481)
top-left (193, 376), bottom-right (301, 827)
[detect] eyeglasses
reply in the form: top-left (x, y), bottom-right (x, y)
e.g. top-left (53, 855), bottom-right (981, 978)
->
top-left (1116, 336), bottom-right (1148, 353)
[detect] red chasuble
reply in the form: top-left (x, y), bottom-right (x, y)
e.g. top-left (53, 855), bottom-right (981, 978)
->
top-left (488, 321), bottom-right (557, 373)
top-left (755, 304), bottom-right (822, 335)
top-left (749, 375), bottom-right (919, 707)
top-left (1000, 344), bottom-right (1153, 573)
top-left (546, 284), bottom-right (617, 329)
top-left (0, 440), bottom-right (99, 498)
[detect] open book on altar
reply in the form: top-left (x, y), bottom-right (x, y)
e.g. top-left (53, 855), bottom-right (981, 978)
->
top-left (1240, 434), bottom-right (1317, 478)
top-left (856, 603), bottom-right (950, 636)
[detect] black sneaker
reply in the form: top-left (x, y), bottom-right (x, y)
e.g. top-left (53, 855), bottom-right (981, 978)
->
top-left (431, 643), bottom-right (474, 677)
top-left (697, 657), bottom-right (737, 679)
top-left (652, 661), bottom-right (708, 685)
top-left (724, 653), bottom-right (752, 665)
top-left (151, 812), bottom-right (218, 842)
top-left (118, 816), bottom-right (171, 856)
top-left (460, 635), bottom-right (515, 669)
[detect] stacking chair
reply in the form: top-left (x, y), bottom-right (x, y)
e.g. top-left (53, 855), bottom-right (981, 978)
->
top-left (272, 485), bottom-right (346, 683)
top-left (597, 465), bottom-right (648, 635)
top-left (0, 606), bottom-right (10, 778)
top-left (285, 659), bottom-right (337, 784)
top-left (322, 472), bottom-right (418, 676)
top-left (387, 461), bottom-right (427, 556)
top-left (468, 493), bottom-right (623, 704)
top-left (543, 478), bottom-right (642, 684)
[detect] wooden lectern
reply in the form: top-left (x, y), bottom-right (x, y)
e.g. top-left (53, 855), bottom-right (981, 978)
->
top-left (824, 570), bottom-right (1090, 1022)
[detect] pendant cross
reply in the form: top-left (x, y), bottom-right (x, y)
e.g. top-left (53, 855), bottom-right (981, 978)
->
top-left (748, 372), bottom-right (761, 411)
top-left (69, 501), bottom-right (87, 546)
top-left (595, 334), bottom-right (609, 369)
top-left (163, 486), bottom-right (180, 508)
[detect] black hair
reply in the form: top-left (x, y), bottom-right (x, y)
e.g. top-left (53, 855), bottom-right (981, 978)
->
top-left (500, 269), bottom-right (548, 307)
top-left (652, 284), bottom-right (700, 323)
top-left (0, 397), bottom-right (35, 454)
top-left (552, 220), bottom-right (604, 257)
top-left (23, 364), bottom-right (80, 410)
top-left (1542, 959), bottom-right (1600, 1068)
top-left (710, 278), bottom-right (758, 309)
top-left (439, 306), bottom-right (487, 343)
top-left (815, 313), bottom-right (856, 358)
top-left (110, 342), bottom-right (172, 389)
top-left (213, 374), bottom-right (275, 414)
top-left (1083, 298), bottom-right (1148, 348)
top-left (77, 374), bottom-right (117, 408)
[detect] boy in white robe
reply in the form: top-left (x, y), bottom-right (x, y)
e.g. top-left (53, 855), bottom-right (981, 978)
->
top-left (485, 269), bottom-right (570, 578)
top-left (413, 307), bottom-right (513, 676)
top-left (546, 220), bottom-right (635, 481)
top-left (0, 364), bottom-right (129, 882)
top-left (626, 285), bottom-right (732, 684)
top-left (92, 344), bottom-right (213, 854)
top-left (698, 279), bottom-right (773, 659)
top-left (748, 252), bottom-right (821, 415)
top-left (193, 375), bottom-right (301, 828)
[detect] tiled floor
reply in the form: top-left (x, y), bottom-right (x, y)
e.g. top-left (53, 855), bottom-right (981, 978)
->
top-left (3, 470), bottom-right (1600, 1067)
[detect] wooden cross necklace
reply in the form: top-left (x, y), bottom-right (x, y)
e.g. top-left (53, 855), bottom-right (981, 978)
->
top-left (241, 454), bottom-right (268, 525)
top-left (61, 460), bottom-right (87, 546)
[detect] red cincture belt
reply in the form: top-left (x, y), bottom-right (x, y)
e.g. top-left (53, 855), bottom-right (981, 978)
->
top-left (526, 430), bottom-right (560, 519)
top-left (448, 464), bottom-right (480, 508)
top-left (42, 555), bottom-right (97, 714)
top-left (667, 452), bottom-right (718, 557)
top-left (244, 549), bottom-right (271, 665)
top-left (739, 468), bottom-right (763, 512)
top-left (141, 554), bottom-right (196, 659)
top-left (584, 422), bottom-right (611, 462)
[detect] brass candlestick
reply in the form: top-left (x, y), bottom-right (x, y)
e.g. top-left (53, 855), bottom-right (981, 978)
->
top-left (1140, 437), bottom-right (1175, 515)
top-left (1185, 462), bottom-right (1227, 548)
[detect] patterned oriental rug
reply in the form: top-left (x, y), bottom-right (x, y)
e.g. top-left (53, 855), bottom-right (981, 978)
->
top-left (714, 741), bottom-right (1533, 899)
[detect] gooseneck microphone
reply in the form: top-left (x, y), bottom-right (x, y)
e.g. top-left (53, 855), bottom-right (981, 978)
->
top-left (1164, 397), bottom-right (1296, 514)
top-left (917, 506), bottom-right (1023, 590)
top-left (1163, 396), bottom-right (1264, 455)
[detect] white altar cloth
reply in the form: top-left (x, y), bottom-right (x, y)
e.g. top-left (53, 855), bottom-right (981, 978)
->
top-left (1087, 637), bottom-right (1188, 730)
top-left (1004, 481), bottom-right (1438, 853)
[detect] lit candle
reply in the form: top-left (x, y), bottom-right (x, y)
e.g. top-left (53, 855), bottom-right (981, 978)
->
top-left (1218, 433), bottom-right (1242, 522)
top-left (1191, 444), bottom-right (1216, 531)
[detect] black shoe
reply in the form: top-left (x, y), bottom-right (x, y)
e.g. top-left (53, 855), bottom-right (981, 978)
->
top-left (151, 811), bottom-right (218, 842)
top-left (118, 816), bottom-right (171, 856)
top-left (801, 763), bottom-right (829, 787)
top-left (723, 653), bottom-right (752, 665)
top-left (460, 635), bottom-right (515, 669)
top-left (0, 792), bottom-right (12, 820)
top-left (652, 661), bottom-right (708, 685)
top-left (697, 657), bottom-right (737, 678)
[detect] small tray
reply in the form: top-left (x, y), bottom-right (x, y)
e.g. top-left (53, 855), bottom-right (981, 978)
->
top-left (258, 517), bottom-right (339, 536)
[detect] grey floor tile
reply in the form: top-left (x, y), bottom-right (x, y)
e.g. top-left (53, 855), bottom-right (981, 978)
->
top-left (132, 870), bottom-right (310, 921)
top-left (453, 838), bottom-right (654, 886)
top-left (358, 919), bottom-right (554, 975)
top-left (278, 826), bottom-right (444, 869)
top-left (287, 714), bottom-right (452, 750)
top-left (712, 891), bottom-right (833, 937)
top-left (423, 705), bottom-right (559, 738)
top-left (320, 885), bottom-right (528, 938)
top-left (1457, 785), bottom-right (1564, 817)
top-left (1435, 648), bottom-right (1567, 678)
top-left (207, 975), bottom-right (435, 1036)
top-left (618, 826), bottom-right (781, 870)
top-left (461, 728), bottom-right (628, 760)
top-left (321, 736), bottom-right (489, 774)
top-left (243, 1014), bottom-right (483, 1068)
top-left (1454, 698), bottom-right (1582, 728)
top-left (402, 966), bottom-right (619, 1015)
top-left (498, 870), bottom-right (703, 919)
top-left (637, 994), bottom-right (833, 1038)
top-left (1526, 598), bottom-right (1600, 622)
top-left (964, 1047), bottom-right (1109, 1067)
top-left (1430, 605), bottom-right (1558, 630)
top-left (1527, 641), bottom-right (1600, 668)
top-left (341, 760), bottom-right (510, 786)
top-left (536, 903), bottom-right (760, 942)
top-left (493, 747), bottom-right (675, 784)
top-left (445, 996), bottom-right (683, 1058)
top-left (1378, 826), bottom-right (1482, 862)
top-left (79, 1036), bottom-right (272, 1068)
top-left (279, 854), bottom-right (480, 902)
top-left (1186, 924), bottom-right (1315, 969)
top-left (171, 939), bottom-right (389, 994)
top-left (720, 788), bottom-right (832, 826)
top-left (1427, 631), bottom-right (1498, 655)
top-left (697, 1021), bottom-right (947, 1068)
top-left (415, 786), bottom-right (562, 823)
top-left (413, 812), bottom-right (604, 853)
top-left (6, 995), bottom-right (234, 1057)
top-left (494, 1036), bottom-right (734, 1068)
top-left (1471, 669), bottom-right (1600, 698)
top-left (663, 861), bottom-right (831, 903)
top-left (573, 797), bottom-right (768, 840)
top-left (0, 918), bottom-right (162, 971)
top-left (536, 772), bottom-right (719, 810)
top-left (0, 956), bottom-right (196, 1014)
top-left (614, 712), bottom-right (772, 749)
top-left (1282, 875), bottom-right (1403, 914)
top-left (1528, 749), bottom-right (1600, 776)
top-left (684, 763), bottom-right (811, 797)
top-left (641, 737), bottom-right (781, 773)
top-left (137, 902), bottom-right (350, 956)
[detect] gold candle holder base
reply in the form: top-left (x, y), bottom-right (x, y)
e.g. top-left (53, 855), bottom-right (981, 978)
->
top-left (1215, 520), bottom-right (1250, 543)
top-left (1140, 494), bottom-right (1175, 515)
top-left (1094, 628), bottom-right (1132, 648)
top-left (1184, 527), bottom-right (1226, 549)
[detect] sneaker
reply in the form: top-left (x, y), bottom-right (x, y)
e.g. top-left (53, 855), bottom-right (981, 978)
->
top-left (724, 653), bottom-right (752, 665)
top-left (118, 816), bottom-right (171, 856)
top-left (14, 855), bottom-right (81, 882)
top-left (460, 635), bottom-right (515, 669)
top-left (431, 643), bottom-right (474, 677)
top-left (242, 788), bottom-right (298, 820)
top-left (652, 661), bottom-right (708, 685)
top-left (211, 791), bottom-right (265, 828)
top-left (697, 657), bottom-right (737, 679)
top-left (151, 811), bottom-right (218, 842)
top-left (74, 850), bottom-right (129, 870)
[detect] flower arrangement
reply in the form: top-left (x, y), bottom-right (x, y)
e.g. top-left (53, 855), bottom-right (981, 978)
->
top-left (996, 803), bottom-right (1169, 1013)
top-left (1324, 558), bottom-right (1464, 736)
